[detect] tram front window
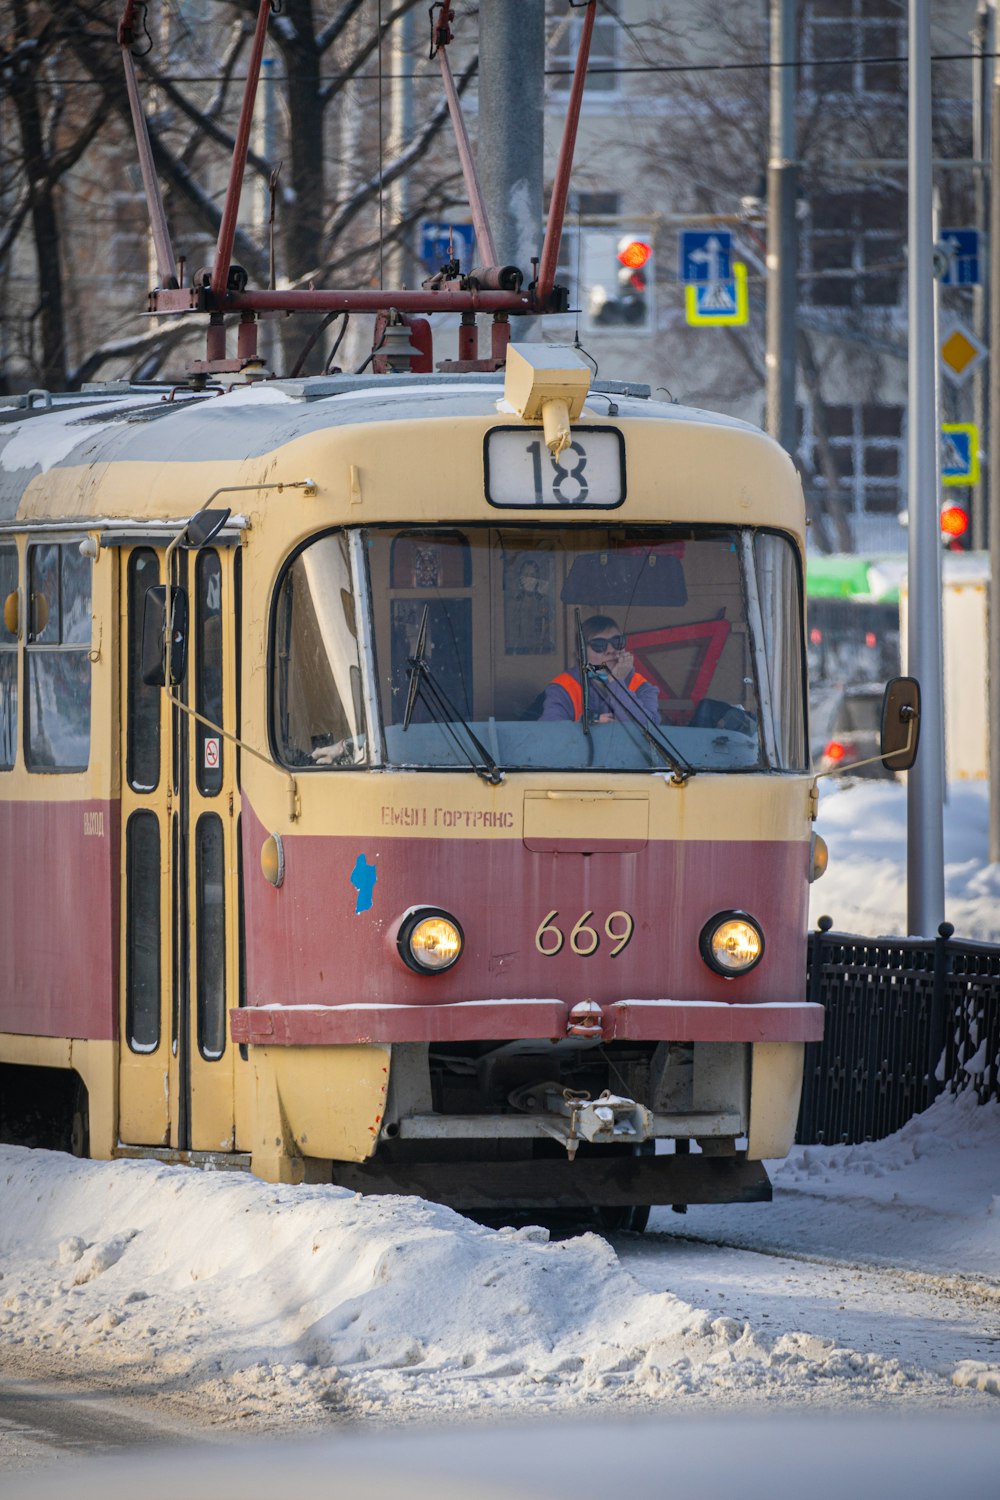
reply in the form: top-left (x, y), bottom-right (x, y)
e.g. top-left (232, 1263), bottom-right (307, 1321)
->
top-left (365, 526), bottom-right (806, 774)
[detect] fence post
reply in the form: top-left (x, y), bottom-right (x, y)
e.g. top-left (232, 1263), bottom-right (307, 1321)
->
top-left (929, 920), bottom-right (954, 1100)
top-left (799, 915), bottom-right (833, 1142)
top-left (809, 915), bottom-right (833, 1006)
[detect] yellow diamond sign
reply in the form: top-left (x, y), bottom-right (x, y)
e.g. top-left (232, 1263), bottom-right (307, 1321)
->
top-left (940, 322), bottom-right (987, 385)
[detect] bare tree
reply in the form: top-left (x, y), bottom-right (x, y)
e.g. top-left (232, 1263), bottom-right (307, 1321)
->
top-left (1, 1), bottom-right (479, 387)
top-left (597, 0), bottom-right (972, 553)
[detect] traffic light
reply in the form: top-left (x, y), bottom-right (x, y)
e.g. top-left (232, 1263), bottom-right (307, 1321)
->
top-left (580, 231), bottom-right (654, 333)
top-left (940, 502), bottom-right (971, 550)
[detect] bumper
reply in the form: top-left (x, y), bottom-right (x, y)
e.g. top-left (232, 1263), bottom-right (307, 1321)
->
top-left (230, 996), bottom-right (823, 1047)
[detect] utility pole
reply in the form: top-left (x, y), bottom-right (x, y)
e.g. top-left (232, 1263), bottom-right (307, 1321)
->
top-left (972, 0), bottom-right (993, 552)
top-left (478, 0), bottom-right (545, 293)
top-left (765, 0), bottom-right (797, 455)
top-left (387, 8), bottom-right (415, 288)
top-left (989, 17), bottom-right (1000, 861)
top-left (907, 0), bottom-right (947, 933)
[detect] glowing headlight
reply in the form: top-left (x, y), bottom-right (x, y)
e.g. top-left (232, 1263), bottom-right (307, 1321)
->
top-left (699, 911), bottom-right (765, 977)
top-left (397, 908), bottom-right (464, 974)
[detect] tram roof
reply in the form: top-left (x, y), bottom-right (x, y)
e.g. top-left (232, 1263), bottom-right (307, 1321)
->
top-left (0, 374), bottom-right (785, 528)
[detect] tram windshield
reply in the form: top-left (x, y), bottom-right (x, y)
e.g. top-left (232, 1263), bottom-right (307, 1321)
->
top-left (271, 526), bottom-right (806, 774)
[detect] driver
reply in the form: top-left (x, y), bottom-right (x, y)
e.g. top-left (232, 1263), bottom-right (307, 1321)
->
top-left (541, 615), bottom-right (659, 724)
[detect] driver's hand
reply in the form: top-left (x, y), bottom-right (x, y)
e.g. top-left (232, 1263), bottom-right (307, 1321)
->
top-left (311, 735), bottom-right (364, 764)
top-left (312, 739), bottom-right (348, 763)
top-left (608, 649), bottom-right (634, 682)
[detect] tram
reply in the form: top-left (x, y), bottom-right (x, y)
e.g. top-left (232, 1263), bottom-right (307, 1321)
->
top-left (0, 0), bottom-right (849, 1222)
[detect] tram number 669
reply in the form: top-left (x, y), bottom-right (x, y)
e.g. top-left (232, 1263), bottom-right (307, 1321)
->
top-left (535, 909), bottom-right (634, 958)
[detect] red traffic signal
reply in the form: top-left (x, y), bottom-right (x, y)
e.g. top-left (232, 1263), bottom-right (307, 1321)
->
top-left (617, 238), bottom-right (652, 270)
top-left (940, 503), bottom-right (970, 549)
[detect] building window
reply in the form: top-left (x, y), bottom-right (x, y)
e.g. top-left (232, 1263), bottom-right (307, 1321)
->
top-left (548, 6), bottom-right (620, 94)
top-left (802, 0), bottom-right (904, 97)
top-left (803, 189), bottom-right (904, 310)
top-left (800, 403), bottom-right (904, 516)
top-left (553, 193), bottom-right (655, 335)
top-left (110, 192), bottom-right (149, 279)
top-left (24, 542), bottom-right (92, 772)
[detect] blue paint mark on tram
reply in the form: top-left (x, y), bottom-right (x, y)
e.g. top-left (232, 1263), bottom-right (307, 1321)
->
top-left (350, 854), bottom-right (377, 914)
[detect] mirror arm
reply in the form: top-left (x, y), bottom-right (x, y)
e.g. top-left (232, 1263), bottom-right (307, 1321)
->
top-left (813, 716), bottom-right (916, 782)
top-left (164, 689), bottom-right (299, 822)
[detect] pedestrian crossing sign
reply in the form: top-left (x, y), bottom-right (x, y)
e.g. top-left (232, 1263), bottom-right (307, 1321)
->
top-left (684, 261), bottom-right (748, 327)
top-left (940, 423), bottom-right (979, 487)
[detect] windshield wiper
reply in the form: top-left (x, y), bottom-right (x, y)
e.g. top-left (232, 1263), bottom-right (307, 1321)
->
top-left (573, 608), bottom-right (597, 766)
top-left (402, 605), bottom-right (504, 785)
top-left (585, 664), bottom-right (694, 784)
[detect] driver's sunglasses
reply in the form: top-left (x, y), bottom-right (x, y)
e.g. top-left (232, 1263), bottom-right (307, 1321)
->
top-left (586, 634), bottom-right (627, 653)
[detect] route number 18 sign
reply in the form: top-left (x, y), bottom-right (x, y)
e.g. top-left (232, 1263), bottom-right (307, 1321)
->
top-left (484, 427), bottom-right (626, 509)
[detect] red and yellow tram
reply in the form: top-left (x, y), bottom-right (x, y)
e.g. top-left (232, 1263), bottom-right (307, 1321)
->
top-left (0, 348), bottom-right (825, 1221)
top-left (0, 0), bottom-right (836, 1226)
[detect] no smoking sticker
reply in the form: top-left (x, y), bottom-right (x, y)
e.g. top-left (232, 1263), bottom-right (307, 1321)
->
top-left (204, 736), bottom-right (220, 770)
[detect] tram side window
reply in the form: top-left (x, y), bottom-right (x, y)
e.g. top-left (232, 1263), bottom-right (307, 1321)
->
top-left (127, 550), bottom-right (160, 793)
top-left (754, 532), bottom-right (807, 770)
top-left (196, 812), bottom-right (226, 1061)
top-left (195, 550), bottom-right (224, 796)
top-left (0, 546), bottom-right (17, 770)
top-left (25, 542), bottom-right (92, 773)
top-left (272, 532), bottom-right (368, 768)
top-left (126, 810), bottom-right (161, 1053)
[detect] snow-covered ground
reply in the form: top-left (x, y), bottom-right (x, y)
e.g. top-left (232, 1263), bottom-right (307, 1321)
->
top-left (1, 780), bottom-right (998, 1441)
top-left (811, 778), bottom-right (1000, 940)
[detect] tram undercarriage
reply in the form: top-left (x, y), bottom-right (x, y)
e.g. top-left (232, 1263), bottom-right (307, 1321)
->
top-left (238, 1036), bottom-right (804, 1213)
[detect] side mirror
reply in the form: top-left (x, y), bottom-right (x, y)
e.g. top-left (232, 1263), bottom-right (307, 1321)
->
top-left (881, 675), bottom-right (920, 771)
top-left (141, 585), bottom-right (189, 687)
top-left (185, 508), bottom-right (231, 549)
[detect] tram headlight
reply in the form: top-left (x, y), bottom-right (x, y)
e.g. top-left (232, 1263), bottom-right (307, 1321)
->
top-left (699, 911), bottom-right (765, 977)
top-left (397, 907), bottom-right (464, 974)
top-left (810, 832), bottom-right (829, 883)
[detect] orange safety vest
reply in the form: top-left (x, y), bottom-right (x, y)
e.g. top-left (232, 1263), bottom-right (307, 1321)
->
top-left (550, 670), bottom-right (650, 722)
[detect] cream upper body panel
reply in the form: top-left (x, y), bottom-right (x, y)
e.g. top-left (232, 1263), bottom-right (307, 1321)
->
top-left (3, 380), bottom-right (805, 551)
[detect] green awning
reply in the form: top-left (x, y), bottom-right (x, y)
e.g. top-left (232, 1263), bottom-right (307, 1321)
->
top-left (805, 554), bottom-right (903, 603)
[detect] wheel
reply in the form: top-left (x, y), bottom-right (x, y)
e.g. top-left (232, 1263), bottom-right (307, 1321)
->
top-left (595, 1203), bottom-right (650, 1235)
top-left (69, 1078), bottom-right (90, 1158)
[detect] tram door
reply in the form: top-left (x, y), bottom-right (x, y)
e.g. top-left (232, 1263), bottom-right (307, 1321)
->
top-left (119, 542), bottom-right (241, 1153)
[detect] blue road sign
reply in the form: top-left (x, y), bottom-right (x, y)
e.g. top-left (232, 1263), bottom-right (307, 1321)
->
top-left (940, 423), bottom-right (980, 486)
top-left (939, 229), bottom-right (980, 287)
top-left (679, 229), bottom-right (732, 284)
top-left (420, 221), bottom-right (476, 270)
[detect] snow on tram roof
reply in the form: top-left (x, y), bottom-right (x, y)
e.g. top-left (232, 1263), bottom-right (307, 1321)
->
top-left (0, 374), bottom-right (768, 523)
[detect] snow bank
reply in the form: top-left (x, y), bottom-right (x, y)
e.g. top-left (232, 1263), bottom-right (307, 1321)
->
top-left (0, 1145), bottom-right (921, 1420)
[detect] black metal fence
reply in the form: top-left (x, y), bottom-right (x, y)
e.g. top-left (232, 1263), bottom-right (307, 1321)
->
top-left (797, 919), bottom-right (1000, 1145)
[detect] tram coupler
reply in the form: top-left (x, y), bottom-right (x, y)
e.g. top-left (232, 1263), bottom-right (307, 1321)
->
top-left (508, 1084), bottom-right (652, 1160)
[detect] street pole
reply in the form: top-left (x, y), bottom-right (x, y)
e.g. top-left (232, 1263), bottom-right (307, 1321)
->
top-left (478, 0), bottom-right (545, 320)
top-left (989, 23), bottom-right (1000, 861)
top-left (387, 8), bottom-right (415, 288)
top-left (907, 0), bottom-right (947, 933)
top-left (972, 0), bottom-right (992, 552)
top-left (765, 0), bottom-right (797, 455)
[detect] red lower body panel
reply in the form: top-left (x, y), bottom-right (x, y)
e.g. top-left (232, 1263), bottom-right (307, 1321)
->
top-left (0, 797), bottom-right (119, 1040)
